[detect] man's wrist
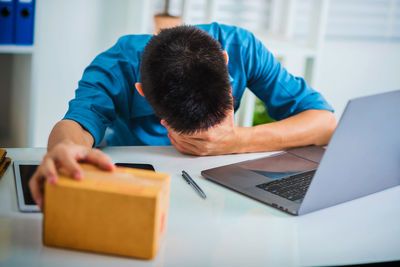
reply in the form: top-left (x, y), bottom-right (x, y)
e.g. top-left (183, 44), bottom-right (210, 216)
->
top-left (47, 139), bottom-right (75, 152)
top-left (233, 126), bottom-right (253, 154)
top-left (233, 123), bottom-right (283, 154)
top-left (47, 120), bottom-right (95, 152)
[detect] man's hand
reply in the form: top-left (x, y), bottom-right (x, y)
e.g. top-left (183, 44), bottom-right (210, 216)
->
top-left (29, 140), bottom-right (115, 211)
top-left (162, 109), bottom-right (337, 156)
top-left (161, 109), bottom-right (244, 156)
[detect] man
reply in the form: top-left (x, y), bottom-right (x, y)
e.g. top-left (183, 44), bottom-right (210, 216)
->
top-left (29, 23), bottom-right (337, 210)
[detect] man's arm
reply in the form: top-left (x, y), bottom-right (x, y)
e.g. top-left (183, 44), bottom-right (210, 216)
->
top-left (162, 109), bottom-right (337, 156)
top-left (29, 36), bottom-right (139, 211)
top-left (48, 119), bottom-right (94, 150)
top-left (236, 109), bottom-right (337, 152)
top-left (29, 120), bottom-right (114, 211)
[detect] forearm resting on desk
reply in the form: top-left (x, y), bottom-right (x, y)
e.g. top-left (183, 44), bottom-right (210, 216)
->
top-left (237, 109), bottom-right (338, 153)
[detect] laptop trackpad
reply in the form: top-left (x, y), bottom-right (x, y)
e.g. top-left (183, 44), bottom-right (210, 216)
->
top-left (287, 145), bottom-right (326, 163)
top-left (202, 152), bottom-right (319, 189)
top-left (235, 152), bottom-right (318, 181)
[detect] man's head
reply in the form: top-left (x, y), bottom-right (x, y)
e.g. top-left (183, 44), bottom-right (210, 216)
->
top-left (139, 25), bottom-right (233, 134)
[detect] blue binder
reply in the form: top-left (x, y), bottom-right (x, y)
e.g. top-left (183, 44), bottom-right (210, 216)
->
top-left (14, 0), bottom-right (35, 45)
top-left (0, 0), bottom-right (14, 44)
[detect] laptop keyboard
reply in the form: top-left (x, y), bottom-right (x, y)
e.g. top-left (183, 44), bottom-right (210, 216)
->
top-left (256, 170), bottom-right (316, 202)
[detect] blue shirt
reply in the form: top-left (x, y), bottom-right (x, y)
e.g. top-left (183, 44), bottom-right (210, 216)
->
top-left (64, 22), bottom-right (334, 147)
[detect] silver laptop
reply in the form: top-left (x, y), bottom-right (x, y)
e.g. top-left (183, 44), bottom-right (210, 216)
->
top-left (201, 90), bottom-right (400, 215)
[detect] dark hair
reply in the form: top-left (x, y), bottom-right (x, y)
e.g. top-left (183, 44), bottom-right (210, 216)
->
top-left (140, 25), bottom-right (233, 133)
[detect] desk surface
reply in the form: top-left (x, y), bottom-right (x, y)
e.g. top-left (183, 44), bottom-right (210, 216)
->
top-left (0, 146), bottom-right (399, 266)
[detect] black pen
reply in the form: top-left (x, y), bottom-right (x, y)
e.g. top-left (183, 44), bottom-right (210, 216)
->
top-left (181, 170), bottom-right (207, 199)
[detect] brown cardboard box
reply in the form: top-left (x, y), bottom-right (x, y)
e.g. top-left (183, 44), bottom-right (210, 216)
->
top-left (43, 164), bottom-right (170, 259)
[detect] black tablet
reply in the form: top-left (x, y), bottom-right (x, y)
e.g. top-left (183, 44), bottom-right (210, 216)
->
top-left (13, 161), bottom-right (40, 212)
top-left (115, 163), bottom-right (155, 171)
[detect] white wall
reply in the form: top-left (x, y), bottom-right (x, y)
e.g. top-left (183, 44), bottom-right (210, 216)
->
top-left (317, 40), bottom-right (400, 119)
top-left (30, 0), bottom-right (149, 147)
top-left (30, 0), bottom-right (99, 147)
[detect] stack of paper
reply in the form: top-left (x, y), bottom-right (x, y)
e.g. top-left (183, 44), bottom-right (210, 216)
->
top-left (0, 149), bottom-right (11, 179)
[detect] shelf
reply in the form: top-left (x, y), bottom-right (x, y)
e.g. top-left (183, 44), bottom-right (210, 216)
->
top-left (0, 45), bottom-right (34, 54)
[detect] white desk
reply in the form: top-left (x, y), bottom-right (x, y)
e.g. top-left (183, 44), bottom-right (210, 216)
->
top-left (0, 146), bottom-right (399, 266)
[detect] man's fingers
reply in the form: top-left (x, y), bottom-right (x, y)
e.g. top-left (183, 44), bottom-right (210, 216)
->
top-left (85, 149), bottom-right (115, 171)
top-left (53, 148), bottom-right (84, 180)
top-left (29, 157), bottom-right (58, 211)
top-left (50, 145), bottom-right (114, 180)
top-left (164, 122), bottom-right (213, 142)
top-left (41, 156), bottom-right (59, 184)
top-left (29, 171), bottom-right (45, 211)
top-left (28, 141), bottom-right (116, 214)
top-left (169, 134), bottom-right (190, 154)
top-left (168, 129), bottom-right (200, 143)
top-left (169, 134), bottom-right (200, 155)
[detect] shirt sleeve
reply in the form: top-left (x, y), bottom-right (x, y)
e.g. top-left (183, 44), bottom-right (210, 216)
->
top-left (244, 32), bottom-right (334, 121)
top-left (63, 39), bottom-right (136, 147)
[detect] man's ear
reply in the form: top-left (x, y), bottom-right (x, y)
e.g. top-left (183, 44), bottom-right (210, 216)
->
top-left (223, 51), bottom-right (229, 65)
top-left (135, 83), bottom-right (144, 97)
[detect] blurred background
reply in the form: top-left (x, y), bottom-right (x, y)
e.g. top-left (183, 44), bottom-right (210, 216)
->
top-left (0, 0), bottom-right (399, 147)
